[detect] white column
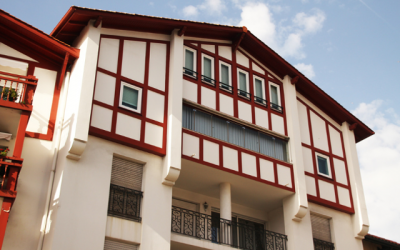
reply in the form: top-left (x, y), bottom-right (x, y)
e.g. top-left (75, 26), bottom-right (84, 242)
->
top-left (341, 122), bottom-right (370, 239)
top-left (282, 75), bottom-right (314, 250)
top-left (219, 183), bottom-right (231, 220)
top-left (162, 29), bottom-right (183, 186)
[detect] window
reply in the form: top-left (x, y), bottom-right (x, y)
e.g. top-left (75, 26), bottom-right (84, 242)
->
top-left (104, 239), bottom-right (138, 250)
top-left (315, 152), bottom-right (332, 178)
top-left (269, 82), bottom-right (282, 112)
top-left (311, 214), bottom-right (334, 249)
top-left (119, 82), bottom-right (142, 113)
top-left (108, 157), bottom-right (144, 222)
top-left (237, 70), bottom-right (250, 99)
top-left (254, 76), bottom-right (266, 106)
top-left (201, 54), bottom-right (215, 85)
top-left (219, 61), bottom-right (232, 92)
top-left (184, 47), bottom-right (197, 78)
top-left (182, 105), bottom-right (289, 162)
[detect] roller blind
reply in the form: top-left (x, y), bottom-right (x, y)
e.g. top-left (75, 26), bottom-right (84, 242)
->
top-left (111, 157), bottom-right (143, 191)
top-left (311, 214), bottom-right (331, 242)
top-left (104, 239), bottom-right (138, 250)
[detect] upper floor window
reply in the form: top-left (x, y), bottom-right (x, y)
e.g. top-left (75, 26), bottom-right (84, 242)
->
top-left (184, 47), bottom-right (197, 78)
top-left (254, 76), bottom-right (266, 106)
top-left (311, 214), bottom-right (334, 249)
top-left (119, 81), bottom-right (142, 113)
top-left (219, 61), bottom-right (232, 93)
top-left (315, 152), bottom-right (332, 178)
top-left (269, 82), bottom-right (282, 112)
top-left (237, 69), bottom-right (250, 99)
top-left (201, 54), bottom-right (215, 86)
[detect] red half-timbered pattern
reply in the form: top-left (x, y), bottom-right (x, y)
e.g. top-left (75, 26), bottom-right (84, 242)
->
top-left (298, 98), bottom-right (354, 214)
top-left (181, 128), bottom-right (295, 193)
top-left (89, 35), bottom-right (170, 156)
top-left (183, 40), bottom-right (288, 136)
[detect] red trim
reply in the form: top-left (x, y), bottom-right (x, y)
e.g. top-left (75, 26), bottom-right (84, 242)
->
top-left (0, 198), bottom-right (12, 247)
top-left (89, 35), bottom-right (170, 156)
top-left (298, 97), bottom-right (354, 214)
top-left (182, 129), bottom-right (294, 192)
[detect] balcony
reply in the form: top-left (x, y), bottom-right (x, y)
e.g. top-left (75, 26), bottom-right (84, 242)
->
top-left (313, 238), bottom-right (334, 250)
top-left (0, 156), bottom-right (23, 199)
top-left (171, 206), bottom-right (288, 250)
top-left (107, 184), bottom-right (143, 222)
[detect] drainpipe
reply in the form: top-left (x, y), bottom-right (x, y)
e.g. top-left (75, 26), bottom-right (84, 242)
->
top-left (36, 53), bottom-right (70, 250)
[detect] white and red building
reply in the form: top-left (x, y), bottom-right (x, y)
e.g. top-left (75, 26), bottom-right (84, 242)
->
top-left (0, 6), bottom-right (377, 250)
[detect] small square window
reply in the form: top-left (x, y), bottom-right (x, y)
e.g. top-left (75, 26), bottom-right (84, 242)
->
top-left (201, 54), bottom-right (215, 86)
top-left (269, 82), bottom-right (282, 112)
top-left (237, 69), bottom-right (250, 99)
top-left (254, 76), bottom-right (266, 106)
top-left (119, 81), bottom-right (142, 113)
top-left (315, 153), bottom-right (332, 178)
top-left (219, 61), bottom-right (232, 92)
top-left (183, 47), bottom-right (197, 78)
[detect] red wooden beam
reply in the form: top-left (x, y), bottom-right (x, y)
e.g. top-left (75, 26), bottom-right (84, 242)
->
top-left (349, 123), bottom-right (358, 131)
top-left (178, 26), bottom-right (187, 36)
top-left (94, 16), bottom-right (103, 28)
top-left (58, 53), bottom-right (70, 90)
top-left (291, 76), bottom-right (299, 85)
top-left (232, 26), bottom-right (247, 52)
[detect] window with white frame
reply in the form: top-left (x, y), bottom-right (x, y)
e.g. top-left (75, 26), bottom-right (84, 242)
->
top-left (315, 152), bottom-right (332, 178)
top-left (119, 81), bottom-right (142, 113)
top-left (184, 47), bottom-right (197, 78)
top-left (219, 61), bottom-right (232, 92)
top-left (237, 69), bottom-right (250, 99)
top-left (201, 54), bottom-right (214, 85)
top-left (253, 76), bottom-right (266, 106)
top-left (269, 82), bottom-right (282, 112)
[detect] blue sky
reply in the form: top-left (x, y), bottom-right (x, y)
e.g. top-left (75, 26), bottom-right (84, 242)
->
top-left (3, 0), bottom-right (400, 243)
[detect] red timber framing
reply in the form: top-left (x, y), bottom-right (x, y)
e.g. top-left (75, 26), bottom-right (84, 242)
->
top-left (0, 9), bottom-right (80, 247)
top-left (89, 35), bottom-right (170, 156)
top-left (298, 98), bottom-right (355, 214)
top-left (181, 128), bottom-right (295, 193)
top-left (183, 40), bottom-right (288, 136)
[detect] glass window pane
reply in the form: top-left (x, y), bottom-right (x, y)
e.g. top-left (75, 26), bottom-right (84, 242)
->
top-left (244, 128), bottom-right (259, 152)
top-left (194, 111), bottom-right (212, 137)
top-left (255, 79), bottom-right (263, 98)
top-left (182, 105), bottom-right (194, 130)
top-left (185, 50), bottom-right (194, 70)
top-left (213, 116), bottom-right (228, 142)
top-left (228, 123), bottom-right (244, 147)
top-left (317, 156), bottom-right (329, 175)
top-left (259, 134), bottom-right (275, 158)
top-left (221, 64), bottom-right (229, 84)
top-left (275, 138), bottom-right (288, 162)
top-left (204, 57), bottom-right (212, 78)
top-left (270, 85), bottom-right (278, 105)
top-left (122, 86), bottom-right (138, 109)
top-left (239, 72), bottom-right (247, 91)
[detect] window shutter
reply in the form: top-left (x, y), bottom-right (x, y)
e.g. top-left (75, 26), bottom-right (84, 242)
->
top-left (311, 214), bottom-right (331, 242)
top-left (111, 157), bottom-right (143, 191)
top-left (104, 239), bottom-right (138, 250)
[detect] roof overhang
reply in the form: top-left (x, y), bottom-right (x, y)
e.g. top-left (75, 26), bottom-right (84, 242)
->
top-left (51, 6), bottom-right (374, 142)
top-left (0, 9), bottom-right (79, 66)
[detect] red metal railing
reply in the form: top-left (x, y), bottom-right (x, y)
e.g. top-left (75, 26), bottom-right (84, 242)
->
top-left (0, 156), bottom-right (22, 198)
top-left (0, 71), bottom-right (38, 105)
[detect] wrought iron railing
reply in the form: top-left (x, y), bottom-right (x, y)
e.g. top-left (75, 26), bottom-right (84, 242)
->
top-left (183, 67), bottom-right (198, 79)
top-left (313, 238), bottom-right (335, 250)
top-left (219, 82), bottom-right (233, 93)
top-left (171, 206), bottom-right (288, 250)
top-left (0, 71), bottom-right (37, 105)
top-left (270, 103), bottom-right (283, 113)
top-left (238, 89), bottom-right (251, 99)
top-left (201, 75), bottom-right (216, 87)
top-left (108, 184), bottom-right (143, 222)
top-left (254, 96), bottom-right (267, 106)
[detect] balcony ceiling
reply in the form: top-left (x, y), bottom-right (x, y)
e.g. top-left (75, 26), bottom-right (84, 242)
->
top-left (0, 107), bottom-right (21, 139)
top-left (176, 159), bottom-right (292, 212)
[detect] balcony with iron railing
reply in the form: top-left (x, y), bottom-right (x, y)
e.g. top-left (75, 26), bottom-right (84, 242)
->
top-left (107, 184), bottom-right (143, 222)
top-left (313, 238), bottom-right (335, 250)
top-left (171, 206), bottom-right (288, 250)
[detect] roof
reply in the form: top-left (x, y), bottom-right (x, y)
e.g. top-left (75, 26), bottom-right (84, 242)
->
top-left (51, 6), bottom-right (374, 142)
top-left (0, 9), bottom-right (79, 65)
top-left (365, 234), bottom-right (400, 249)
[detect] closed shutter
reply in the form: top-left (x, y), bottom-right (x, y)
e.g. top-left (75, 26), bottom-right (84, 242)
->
top-left (311, 214), bottom-right (331, 242)
top-left (104, 239), bottom-right (138, 250)
top-left (111, 157), bottom-right (143, 191)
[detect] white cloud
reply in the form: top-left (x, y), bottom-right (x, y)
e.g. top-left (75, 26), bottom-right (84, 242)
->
top-left (353, 100), bottom-right (400, 242)
top-left (183, 5), bottom-right (199, 17)
top-left (236, 2), bottom-right (326, 60)
top-left (294, 63), bottom-right (315, 79)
